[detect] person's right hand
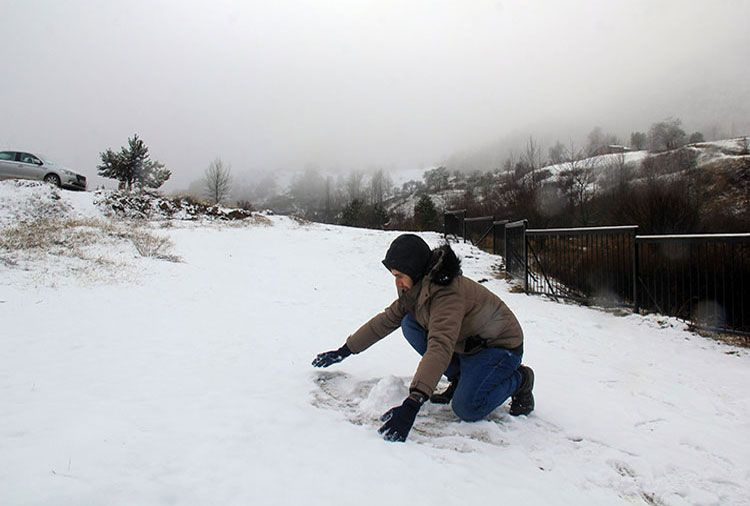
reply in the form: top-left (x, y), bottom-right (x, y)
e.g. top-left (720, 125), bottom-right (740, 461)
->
top-left (311, 344), bottom-right (352, 368)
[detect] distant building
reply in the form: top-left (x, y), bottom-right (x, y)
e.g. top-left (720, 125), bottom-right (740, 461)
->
top-left (592, 145), bottom-right (632, 156)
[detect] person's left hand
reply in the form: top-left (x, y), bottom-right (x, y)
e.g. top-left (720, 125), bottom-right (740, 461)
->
top-left (377, 397), bottom-right (421, 442)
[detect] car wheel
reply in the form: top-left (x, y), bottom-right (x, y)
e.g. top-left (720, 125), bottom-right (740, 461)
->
top-left (43, 174), bottom-right (61, 187)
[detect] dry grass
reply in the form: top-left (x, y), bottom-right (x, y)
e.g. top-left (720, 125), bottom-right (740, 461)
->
top-left (223, 214), bottom-right (273, 228)
top-left (0, 218), bottom-right (181, 263)
top-left (129, 230), bottom-right (180, 262)
top-left (0, 219), bottom-right (102, 253)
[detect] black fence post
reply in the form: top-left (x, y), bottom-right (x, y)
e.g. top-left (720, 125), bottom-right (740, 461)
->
top-left (493, 221), bottom-right (497, 255)
top-left (633, 231), bottom-right (640, 313)
top-left (523, 220), bottom-right (529, 294)
top-left (462, 212), bottom-right (466, 243)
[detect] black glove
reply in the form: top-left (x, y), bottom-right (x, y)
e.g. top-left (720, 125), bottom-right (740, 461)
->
top-left (377, 395), bottom-right (423, 442)
top-left (311, 344), bottom-right (352, 368)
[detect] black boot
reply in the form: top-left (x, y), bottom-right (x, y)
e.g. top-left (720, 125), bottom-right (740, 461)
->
top-left (509, 365), bottom-right (534, 416)
top-left (430, 377), bottom-right (459, 404)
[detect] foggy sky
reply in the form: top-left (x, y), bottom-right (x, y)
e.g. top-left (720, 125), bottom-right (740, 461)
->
top-left (1, 0), bottom-right (748, 190)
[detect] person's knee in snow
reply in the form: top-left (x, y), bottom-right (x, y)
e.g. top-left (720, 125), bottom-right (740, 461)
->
top-left (450, 394), bottom-right (486, 422)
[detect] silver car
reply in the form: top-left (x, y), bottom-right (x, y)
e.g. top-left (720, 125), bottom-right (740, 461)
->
top-left (0, 150), bottom-right (87, 191)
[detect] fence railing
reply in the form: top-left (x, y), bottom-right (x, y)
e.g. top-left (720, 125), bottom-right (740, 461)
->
top-left (635, 234), bottom-right (750, 335)
top-left (526, 226), bottom-right (637, 307)
top-left (444, 210), bottom-right (750, 336)
top-left (464, 216), bottom-right (495, 250)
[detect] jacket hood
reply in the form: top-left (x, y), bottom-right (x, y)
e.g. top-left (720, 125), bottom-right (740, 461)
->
top-left (427, 244), bottom-right (462, 286)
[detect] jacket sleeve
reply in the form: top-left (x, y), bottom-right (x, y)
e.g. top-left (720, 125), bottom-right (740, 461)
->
top-left (409, 288), bottom-right (464, 396)
top-left (346, 298), bottom-right (406, 353)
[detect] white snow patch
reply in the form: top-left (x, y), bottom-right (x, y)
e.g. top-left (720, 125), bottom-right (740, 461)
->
top-left (0, 185), bottom-right (748, 505)
top-left (358, 375), bottom-right (409, 417)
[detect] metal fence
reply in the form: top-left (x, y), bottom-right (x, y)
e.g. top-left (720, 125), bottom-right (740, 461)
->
top-left (444, 210), bottom-right (750, 336)
top-left (636, 234), bottom-right (750, 335)
top-left (526, 226), bottom-right (637, 307)
top-left (464, 216), bottom-right (495, 250)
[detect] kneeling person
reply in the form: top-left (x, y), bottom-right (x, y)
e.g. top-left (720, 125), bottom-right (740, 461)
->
top-left (312, 234), bottom-right (534, 442)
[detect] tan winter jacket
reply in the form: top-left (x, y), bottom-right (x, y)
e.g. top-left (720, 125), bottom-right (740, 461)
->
top-left (346, 245), bottom-right (524, 397)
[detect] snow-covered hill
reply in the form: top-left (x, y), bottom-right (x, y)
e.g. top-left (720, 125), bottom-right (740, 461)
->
top-left (1, 185), bottom-right (749, 505)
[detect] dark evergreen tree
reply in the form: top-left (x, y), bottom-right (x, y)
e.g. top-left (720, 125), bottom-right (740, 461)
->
top-left (366, 203), bottom-right (389, 229)
top-left (341, 199), bottom-right (365, 227)
top-left (414, 195), bottom-right (439, 231)
top-left (97, 134), bottom-right (171, 190)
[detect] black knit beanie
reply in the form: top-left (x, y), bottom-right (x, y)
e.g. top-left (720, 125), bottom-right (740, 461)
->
top-left (382, 234), bottom-right (432, 283)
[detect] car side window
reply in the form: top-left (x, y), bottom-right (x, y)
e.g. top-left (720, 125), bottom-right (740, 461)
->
top-left (0, 151), bottom-right (15, 161)
top-left (20, 153), bottom-right (42, 165)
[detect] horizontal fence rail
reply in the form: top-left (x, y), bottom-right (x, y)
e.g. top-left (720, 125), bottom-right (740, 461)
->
top-left (443, 210), bottom-right (750, 337)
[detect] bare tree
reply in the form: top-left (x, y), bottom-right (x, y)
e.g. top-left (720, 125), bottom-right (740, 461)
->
top-left (203, 158), bottom-right (233, 205)
top-left (586, 127), bottom-right (618, 156)
top-left (369, 168), bottom-right (393, 205)
top-left (522, 136), bottom-right (545, 189)
top-left (345, 170), bottom-right (365, 202)
top-left (648, 117), bottom-right (686, 152)
top-left (290, 168), bottom-right (326, 217)
top-left (602, 152), bottom-right (630, 191)
top-left (548, 141), bottom-right (566, 165)
top-left (557, 142), bottom-right (596, 225)
top-left (630, 131), bottom-right (647, 150)
top-left (423, 166), bottom-right (450, 191)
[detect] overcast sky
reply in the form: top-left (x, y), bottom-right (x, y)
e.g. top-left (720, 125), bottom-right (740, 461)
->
top-left (1, 0), bottom-right (748, 190)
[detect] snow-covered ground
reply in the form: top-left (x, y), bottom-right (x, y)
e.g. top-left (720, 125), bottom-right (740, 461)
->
top-left (1, 184), bottom-right (749, 505)
top-left (542, 150), bottom-right (650, 177)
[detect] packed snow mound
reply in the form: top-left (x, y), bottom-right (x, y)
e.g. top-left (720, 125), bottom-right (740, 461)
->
top-left (0, 180), bottom-right (76, 227)
top-left (358, 375), bottom-right (409, 417)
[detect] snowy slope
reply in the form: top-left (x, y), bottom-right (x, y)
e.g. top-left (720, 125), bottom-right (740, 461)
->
top-left (542, 150), bottom-right (650, 177)
top-left (1, 189), bottom-right (749, 505)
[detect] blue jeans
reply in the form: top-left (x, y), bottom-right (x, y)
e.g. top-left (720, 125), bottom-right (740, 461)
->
top-left (401, 313), bottom-right (523, 422)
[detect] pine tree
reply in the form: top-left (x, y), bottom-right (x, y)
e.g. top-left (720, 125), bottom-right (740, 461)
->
top-left (414, 195), bottom-right (439, 231)
top-left (97, 134), bottom-right (171, 190)
top-left (341, 199), bottom-right (365, 227)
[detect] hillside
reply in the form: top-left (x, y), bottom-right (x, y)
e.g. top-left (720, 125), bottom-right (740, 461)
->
top-left (1, 183), bottom-right (749, 505)
top-left (388, 137), bottom-right (749, 217)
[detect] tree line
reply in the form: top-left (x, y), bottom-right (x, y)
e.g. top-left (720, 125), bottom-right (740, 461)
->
top-left (96, 118), bottom-right (749, 235)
